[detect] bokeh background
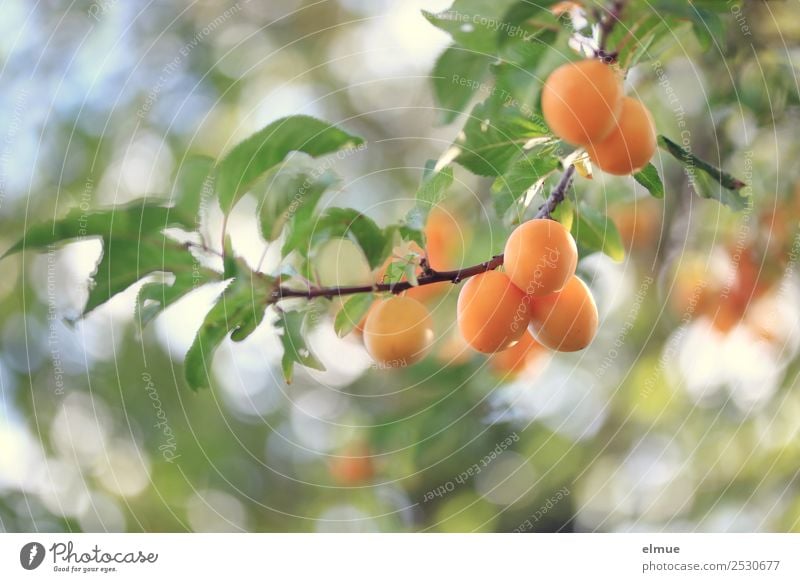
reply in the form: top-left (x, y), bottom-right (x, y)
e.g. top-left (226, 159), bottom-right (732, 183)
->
top-left (2, 0), bottom-right (800, 532)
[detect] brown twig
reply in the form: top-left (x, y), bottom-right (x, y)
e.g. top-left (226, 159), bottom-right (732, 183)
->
top-left (270, 164), bottom-right (576, 302)
top-left (596, 0), bottom-right (627, 63)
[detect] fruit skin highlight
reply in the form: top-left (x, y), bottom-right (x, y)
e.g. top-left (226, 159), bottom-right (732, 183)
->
top-left (504, 219), bottom-right (578, 297)
top-left (457, 271), bottom-right (529, 354)
top-left (542, 59), bottom-right (623, 146)
top-left (588, 96), bottom-right (657, 176)
top-left (363, 296), bottom-right (434, 367)
top-left (529, 275), bottom-right (598, 352)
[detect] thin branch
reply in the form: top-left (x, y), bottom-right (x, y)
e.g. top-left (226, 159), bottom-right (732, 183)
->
top-left (272, 254), bottom-right (505, 301)
top-left (270, 164), bottom-right (576, 302)
top-left (596, 0), bottom-right (627, 63)
top-left (536, 164), bottom-right (576, 219)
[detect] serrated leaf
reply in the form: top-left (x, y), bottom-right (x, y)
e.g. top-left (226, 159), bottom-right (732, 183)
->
top-left (2, 199), bottom-right (202, 316)
top-left (491, 27), bottom-right (559, 109)
top-left (172, 155), bottom-right (215, 224)
top-left (334, 294), bottom-right (375, 337)
top-left (135, 266), bottom-right (216, 328)
top-left (416, 161), bottom-right (454, 213)
top-left (455, 96), bottom-right (553, 176)
top-left (491, 146), bottom-right (560, 217)
top-left (633, 163), bottom-right (665, 199)
top-left (496, 0), bottom-right (561, 47)
top-left (216, 115), bottom-right (363, 213)
top-left (572, 203), bottom-right (625, 263)
top-left (432, 45), bottom-right (493, 125)
top-left (276, 309), bottom-right (325, 383)
top-left (648, 1), bottom-right (728, 52)
top-left (657, 135), bottom-right (749, 210)
top-left (87, 233), bottom-right (200, 315)
top-left (2, 200), bottom-right (182, 257)
top-left (184, 265), bottom-right (274, 391)
top-left (383, 260), bottom-right (408, 286)
top-left (260, 166), bottom-right (338, 243)
top-left (381, 224), bottom-right (426, 266)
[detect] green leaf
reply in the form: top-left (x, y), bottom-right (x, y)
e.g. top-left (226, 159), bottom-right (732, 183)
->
top-left (2, 199), bottom-right (203, 316)
top-left (381, 224), bottom-right (426, 264)
top-left (2, 200), bottom-right (180, 257)
top-left (491, 28), bottom-right (559, 109)
top-left (454, 96), bottom-right (552, 176)
top-left (633, 163), bottom-right (665, 199)
top-left (302, 208), bottom-right (387, 269)
top-left (491, 146), bottom-right (560, 217)
top-left (135, 266), bottom-right (216, 328)
top-left (432, 45), bottom-right (493, 125)
top-left (333, 294), bottom-right (375, 337)
top-left (276, 309), bottom-right (325, 383)
top-left (551, 198), bottom-right (573, 233)
top-left (222, 235), bottom-right (236, 279)
top-left (572, 203), bottom-right (625, 263)
top-left (648, 1), bottom-right (728, 52)
top-left (691, 9), bottom-right (725, 51)
top-left (657, 135), bottom-right (749, 210)
top-left (260, 166), bottom-right (338, 243)
top-left (184, 265), bottom-right (274, 391)
top-left (172, 155), bottom-right (215, 223)
top-left (496, 0), bottom-right (561, 46)
top-left (422, 0), bottom-right (518, 54)
top-left (216, 115), bottom-right (363, 213)
top-left (416, 161), bottom-right (454, 210)
top-left (383, 260), bottom-right (409, 286)
top-left (87, 233), bottom-right (199, 315)
top-left (607, 12), bottom-right (686, 69)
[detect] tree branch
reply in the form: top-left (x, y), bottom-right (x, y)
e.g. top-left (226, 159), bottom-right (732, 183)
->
top-left (596, 0), bottom-right (626, 63)
top-left (271, 164), bottom-right (576, 302)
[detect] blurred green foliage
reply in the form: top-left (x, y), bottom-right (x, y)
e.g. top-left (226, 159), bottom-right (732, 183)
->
top-left (1, 0), bottom-right (799, 533)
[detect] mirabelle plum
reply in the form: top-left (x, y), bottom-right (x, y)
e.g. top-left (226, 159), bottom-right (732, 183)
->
top-left (314, 237), bottom-right (372, 287)
top-left (542, 59), bottom-right (623, 146)
top-left (609, 198), bottom-right (662, 250)
top-left (707, 246), bottom-right (764, 333)
top-left (362, 296), bottom-right (434, 367)
top-left (489, 331), bottom-right (546, 377)
top-left (457, 271), bottom-right (529, 353)
top-left (503, 219), bottom-right (578, 296)
top-left (528, 275), bottom-right (598, 352)
top-left (669, 255), bottom-right (715, 318)
top-left (588, 97), bottom-right (657, 176)
top-left (426, 205), bottom-right (468, 271)
top-left (329, 444), bottom-right (374, 485)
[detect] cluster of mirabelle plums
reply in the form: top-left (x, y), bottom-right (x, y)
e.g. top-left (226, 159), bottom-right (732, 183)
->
top-left (332, 57), bottom-right (659, 373)
top-left (350, 216), bottom-right (596, 372)
top-left (669, 187), bottom-right (800, 344)
top-left (543, 58), bottom-right (657, 175)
